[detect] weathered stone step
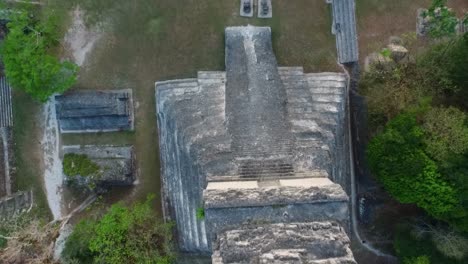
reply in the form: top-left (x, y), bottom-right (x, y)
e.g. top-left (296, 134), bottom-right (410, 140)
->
top-left (207, 170), bottom-right (328, 182)
top-left (305, 72), bottom-right (347, 81)
top-left (277, 66), bottom-right (304, 76)
top-left (197, 71), bottom-right (226, 80)
top-left (306, 80), bottom-right (346, 89)
top-left (289, 103), bottom-right (340, 113)
top-left (157, 79), bottom-right (199, 90)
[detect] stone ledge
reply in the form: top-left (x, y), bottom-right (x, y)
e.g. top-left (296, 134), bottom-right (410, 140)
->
top-left (204, 183), bottom-right (348, 209)
top-left (212, 221), bottom-right (356, 264)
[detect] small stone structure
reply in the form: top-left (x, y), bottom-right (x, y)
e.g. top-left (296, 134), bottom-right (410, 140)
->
top-left (156, 26), bottom-right (355, 263)
top-left (55, 89), bottom-right (134, 133)
top-left (0, 190), bottom-right (33, 220)
top-left (257, 0), bottom-right (272, 19)
top-left (240, 0), bottom-right (253, 18)
top-left (62, 145), bottom-right (135, 187)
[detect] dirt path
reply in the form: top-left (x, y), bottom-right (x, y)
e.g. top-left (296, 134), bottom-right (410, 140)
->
top-left (64, 7), bottom-right (102, 67)
top-left (41, 97), bottom-right (64, 220)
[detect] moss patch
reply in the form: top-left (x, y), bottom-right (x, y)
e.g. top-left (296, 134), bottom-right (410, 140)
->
top-left (63, 153), bottom-right (100, 177)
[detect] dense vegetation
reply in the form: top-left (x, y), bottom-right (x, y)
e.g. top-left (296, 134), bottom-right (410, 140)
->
top-left (63, 153), bottom-right (100, 178)
top-left (0, 10), bottom-right (77, 102)
top-left (363, 4), bottom-right (468, 261)
top-left (62, 196), bottom-right (175, 263)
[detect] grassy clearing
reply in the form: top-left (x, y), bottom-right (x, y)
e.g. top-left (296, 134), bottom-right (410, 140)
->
top-left (39, 0), bottom-right (339, 211)
top-left (356, 0), bottom-right (468, 63)
top-left (11, 90), bottom-right (51, 219)
top-left (61, 131), bottom-right (134, 146)
top-left (356, 0), bottom-right (431, 63)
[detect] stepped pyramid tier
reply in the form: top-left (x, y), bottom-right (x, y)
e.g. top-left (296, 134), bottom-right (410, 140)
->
top-left (156, 26), bottom-right (354, 262)
top-left (55, 89), bottom-right (134, 133)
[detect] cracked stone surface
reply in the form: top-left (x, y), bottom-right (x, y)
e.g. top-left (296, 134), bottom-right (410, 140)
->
top-left (212, 222), bottom-right (356, 264)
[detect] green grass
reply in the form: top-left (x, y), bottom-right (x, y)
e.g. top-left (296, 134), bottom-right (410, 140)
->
top-left (11, 90), bottom-right (51, 219)
top-left (61, 131), bottom-right (134, 146)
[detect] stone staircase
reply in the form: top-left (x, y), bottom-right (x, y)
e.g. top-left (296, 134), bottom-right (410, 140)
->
top-left (278, 67), bottom-right (347, 175)
top-left (156, 73), bottom-right (236, 253)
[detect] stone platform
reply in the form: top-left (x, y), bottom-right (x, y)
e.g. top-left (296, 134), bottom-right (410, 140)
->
top-left (55, 89), bottom-right (134, 133)
top-left (62, 145), bottom-right (135, 186)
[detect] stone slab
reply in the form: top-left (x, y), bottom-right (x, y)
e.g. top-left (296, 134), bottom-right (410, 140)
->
top-left (257, 0), bottom-right (272, 18)
top-left (239, 0), bottom-right (253, 17)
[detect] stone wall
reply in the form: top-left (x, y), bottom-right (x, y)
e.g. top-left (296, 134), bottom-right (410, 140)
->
top-left (0, 190), bottom-right (33, 220)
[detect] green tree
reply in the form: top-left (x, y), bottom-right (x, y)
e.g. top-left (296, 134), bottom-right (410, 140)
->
top-left (423, 107), bottom-right (468, 164)
top-left (367, 113), bottom-right (459, 218)
top-left (0, 11), bottom-right (78, 102)
top-left (63, 196), bottom-right (175, 263)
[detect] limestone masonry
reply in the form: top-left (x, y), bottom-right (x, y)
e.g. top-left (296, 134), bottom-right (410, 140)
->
top-left (156, 26), bottom-right (355, 263)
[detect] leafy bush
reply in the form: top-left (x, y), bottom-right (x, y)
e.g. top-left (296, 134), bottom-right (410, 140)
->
top-left (0, 11), bottom-right (78, 102)
top-left (63, 195), bottom-right (175, 264)
top-left (63, 153), bottom-right (100, 177)
top-left (423, 107), bottom-right (468, 164)
top-left (403, 256), bottom-right (430, 264)
top-left (367, 113), bottom-right (459, 218)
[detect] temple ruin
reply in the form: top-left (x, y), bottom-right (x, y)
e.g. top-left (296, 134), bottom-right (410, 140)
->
top-left (156, 26), bottom-right (355, 263)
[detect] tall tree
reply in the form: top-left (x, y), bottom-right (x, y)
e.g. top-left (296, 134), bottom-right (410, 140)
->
top-left (0, 12), bottom-right (78, 102)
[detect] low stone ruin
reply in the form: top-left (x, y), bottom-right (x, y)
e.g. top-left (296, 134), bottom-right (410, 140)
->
top-left (55, 89), bottom-right (134, 133)
top-left (62, 145), bottom-right (135, 189)
top-left (364, 37), bottom-right (409, 72)
top-left (0, 190), bottom-right (33, 220)
top-left (156, 26), bottom-right (355, 263)
top-left (212, 222), bottom-right (355, 264)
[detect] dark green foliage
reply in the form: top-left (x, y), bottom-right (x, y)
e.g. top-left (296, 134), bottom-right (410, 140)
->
top-left (63, 153), bottom-right (100, 177)
top-left (63, 196), bottom-right (175, 264)
top-left (418, 35), bottom-right (468, 105)
top-left (0, 11), bottom-right (78, 102)
top-left (403, 256), bottom-right (430, 264)
top-left (368, 113), bottom-right (459, 218)
top-left (394, 224), bottom-right (466, 264)
top-left (196, 207), bottom-right (205, 220)
top-left (423, 107), bottom-right (468, 165)
top-left (61, 220), bottom-right (96, 263)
